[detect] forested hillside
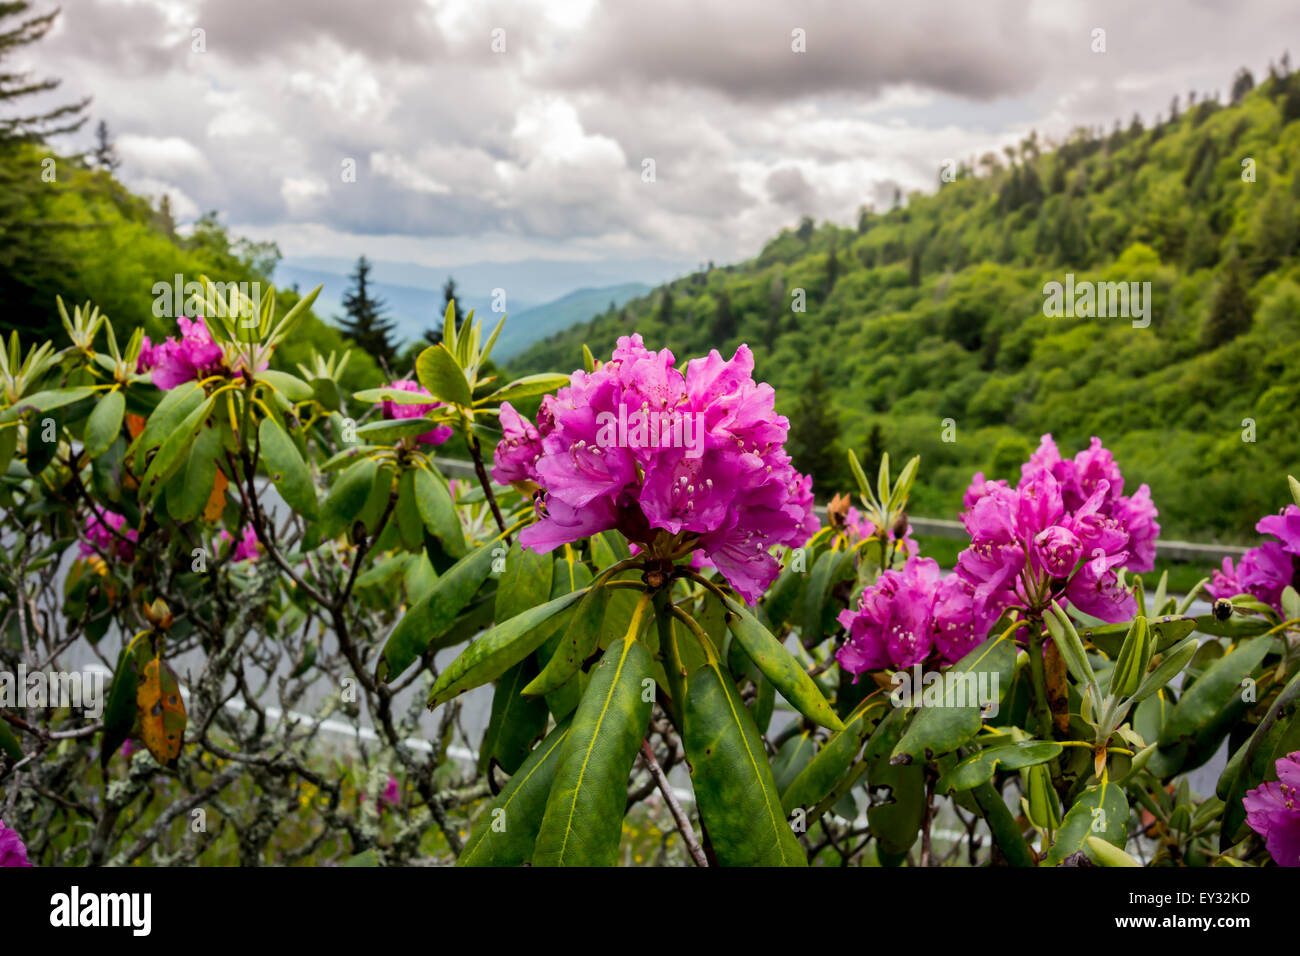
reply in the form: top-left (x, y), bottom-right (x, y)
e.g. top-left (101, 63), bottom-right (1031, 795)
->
top-left (510, 69), bottom-right (1300, 541)
top-left (0, 143), bottom-right (382, 392)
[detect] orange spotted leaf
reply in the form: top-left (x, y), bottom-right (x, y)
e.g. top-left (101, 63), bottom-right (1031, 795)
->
top-left (136, 655), bottom-right (186, 765)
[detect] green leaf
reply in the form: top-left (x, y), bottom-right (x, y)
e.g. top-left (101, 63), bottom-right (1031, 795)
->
top-left (1044, 781), bottom-right (1129, 866)
top-left (725, 598), bottom-right (843, 732)
top-left (1130, 635), bottom-right (1198, 704)
top-left (458, 719), bottom-right (573, 867)
top-left (0, 386), bottom-right (95, 423)
top-left (1084, 835), bottom-right (1141, 866)
top-left (378, 542), bottom-right (496, 683)
top-left (139, 394), bottom-right (216, 500)
top-left (477, 658), bottom-right (550, 775)
top-left (683, 661), bottom-right (806, 866)
top-left (0, 715), bottom-right (22, 760)
top-left (413, 466), bottom-right (466, 557)
top-left (771, 731), bottom-right (818, 794)
top-left (319, 456), bottom-right (377, 539)
top-left (255, 369), bottom-right (313, 402)
top-left (1108, 616), bottom-right (1151, 699)
top-left (523, 585), bottom-right (612, 699)
top-left (415, 344), bottom-right (472, 406)
top-left (259, 415), bottom-right (318, 518)
top-left (427, 586), bottom-right (587, 707)
top-left (782, 696), bottom-right (888, 814)
top-left (533, 637), bottom-right (654, 866)
top-left (352, 387), bottom-right (440, 405)
top-left (101, 633), bottom-right (151, 767)
top-left (165, 424), bottom-right (221, 522)
top-left (935, 740), bottom-right (1062, 793)
top-left (480, 373), bottom-right (570, 405)
top-left (132, 381), bottom-right (202, 469)
top-left (891, 631), bottom-right (1017, 763)
top-left (83, 389), bottom-right (125, 458)
top-left (495, 542), bottom-right (554, 622)
top-left (1158, 635), bottom-right (1271, 748)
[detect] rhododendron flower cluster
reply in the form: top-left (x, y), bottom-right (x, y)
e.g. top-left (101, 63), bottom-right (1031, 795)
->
top-left (0, 820), bottom-right (31, 867)
top-left (146, 316), bottom-right (227, 390)
top-left (380, 379), bottom-right (453, 446)
top-left (837, 557), bottom-right (981, 672)
top-left (79, 507), bottom-right (137, 562)
top-left (838, 435), bottom-right (1160, 678)
top-left (220, 525), bottom-right (261, 563)
top-left (1243, 750), bottom-right (1300, 867)
top-left (494, 335), bottom-right (818, 602)
top-left (957, 434), bottom-right (1159, 626)
top-left (1208, 505), bottom-right (1300, 613)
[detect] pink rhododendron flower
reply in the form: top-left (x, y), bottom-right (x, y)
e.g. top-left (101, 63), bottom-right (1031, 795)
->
top-left (150, 316), bottom-right (226, 390)
top-left (137, 334), bottom-right (159, 373)
top-left (380, 379), bottom-right (452, 446)
top-left (220, 525), bottom-right (260, 563)
top-left (1243, 750), bottom-right (1300, 867)
top-left (1207, 504), bottom-right (1300, 613)
top-left (491, 401), bottom-right (543, 487)
top-left (0, 820), bottom-right (31, 867)
top-left (79, 507), bottom-right (137, 562)
top-left (836, 556), bottom-right (983, 675)
top-left (380, 774), bottom-right (401, 808)
top-left (503, 335), bottom-right (817, 603)
top-left (956, 436), bottom-right (1156, 626)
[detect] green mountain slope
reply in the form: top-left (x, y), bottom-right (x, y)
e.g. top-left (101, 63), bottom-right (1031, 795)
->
top-left (492, 282), bottom-right (650, 361)
top-left (510, 73), bottom-right (1300, 540)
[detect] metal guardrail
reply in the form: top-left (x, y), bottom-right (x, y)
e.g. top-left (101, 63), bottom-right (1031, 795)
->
top-left (432, 457), bottom-right (1249, 565)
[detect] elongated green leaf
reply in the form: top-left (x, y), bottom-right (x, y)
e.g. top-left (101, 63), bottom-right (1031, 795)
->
top-left (139, 394), bottom-right (216, 500)
top-left (478, 658), bottom-right (550, 775)
top-left (683, 662), bottom-right (806, 866)
top-left (480, 373), bottom-right (570, 405)
top-left (458, 719), bottom-right (573, 867)
top-left (725, 598), bottom-right (842, 732)
top-left (255, 369), bottom-right (313, 402)
top-left (0, 716), bottom-right (23, 760)
top-left (165, 424), bottom-right (221, 522)
top-left (132, 381), bottom-right (202, 469)
top-left (1158, 635), bottom-right (1271, 748)
top-left (782, 696), bottom-right (888, 814)
top-left (378, 543), bottom-right (496, 683)
top-left (428, 587), bottom-right (587, 707)
top-left (523, 584), bottom-right (611, 698)
top-left (495, 542), bottom-right (553, 622)
top-left (259, 415), bottom-right (318, 518)
top-left (101, 633), bottom-right (151, 767)
top-left (533, 637), bottom-right (654, 866)
top-left (891, 631), bottom-right (1017, 763)
top-left (1044, 781), bottom-right (1129, 866)
top-left (1130, 635), bottom-right (1198, 703)
top-left (0, 386), bottom-right (95, 423)
top-left (83, 389), bottom-right (125, 458)
top-left (416, 344), bottom-right (472, 406)
top-left (414, 466), bottom-right (466, 557)
top-left (935, 740), bottom-right (1062, 793)
top-left (319, 456), bottom-right (377, 539)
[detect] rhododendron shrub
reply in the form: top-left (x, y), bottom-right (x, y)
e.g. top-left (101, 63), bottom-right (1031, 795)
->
top-left (2, 290), bottom-right (1298, 869)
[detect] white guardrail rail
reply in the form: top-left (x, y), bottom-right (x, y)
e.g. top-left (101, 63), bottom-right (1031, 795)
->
top-left (431, 457), bottom-right (1249, 564)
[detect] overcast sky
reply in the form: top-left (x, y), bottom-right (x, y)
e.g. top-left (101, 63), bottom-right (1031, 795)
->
top-left (23, 0), bottom-right (1300, 269)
